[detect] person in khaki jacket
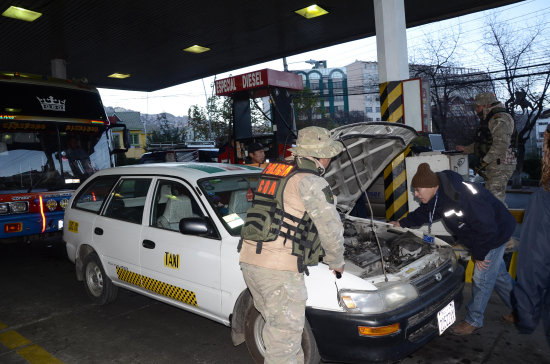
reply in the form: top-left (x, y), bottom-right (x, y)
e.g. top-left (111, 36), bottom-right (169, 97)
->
top-left (239, 126), bottom-right (345, 364)
top-left (457, 92), bottom-right (517, 203)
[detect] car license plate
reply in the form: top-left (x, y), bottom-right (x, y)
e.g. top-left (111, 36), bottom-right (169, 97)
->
top-left (437, 300), bottom-right (456, 335)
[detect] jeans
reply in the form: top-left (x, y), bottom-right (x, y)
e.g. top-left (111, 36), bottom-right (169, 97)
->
top-left (465, 242), bottom-right (515, 328)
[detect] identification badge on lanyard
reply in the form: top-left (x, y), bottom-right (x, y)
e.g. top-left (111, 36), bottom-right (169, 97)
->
top-left (423, 233), bottom-right (435, 244)
top-left (425, 190), bottom-right (439, 245)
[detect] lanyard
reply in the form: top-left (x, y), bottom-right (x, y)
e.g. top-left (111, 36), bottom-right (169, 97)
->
top-left (428, 190), bottom-right (439, 235)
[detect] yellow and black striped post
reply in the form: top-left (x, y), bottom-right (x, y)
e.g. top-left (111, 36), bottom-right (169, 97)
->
top-left (379, 81), bottom-right (403, 123)
top-left (384, 145), bottom-right (411, 221)
top-left (379, 80), bottom-right (408, 221)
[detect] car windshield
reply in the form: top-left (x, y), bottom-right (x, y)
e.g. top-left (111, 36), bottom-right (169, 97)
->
top-left (198, 174), bottom-right (261, 236)
top-left (0, 126), bottom-right (111, 193)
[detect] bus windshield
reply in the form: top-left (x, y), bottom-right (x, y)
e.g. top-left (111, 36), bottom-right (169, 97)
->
top-left (0, 125), bottom-right (111, 193)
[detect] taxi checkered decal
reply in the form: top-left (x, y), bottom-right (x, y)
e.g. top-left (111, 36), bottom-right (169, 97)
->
top-left (116, 266), bottom-right (198, 307)
top-left (116, 266), bottom-right (142, 286)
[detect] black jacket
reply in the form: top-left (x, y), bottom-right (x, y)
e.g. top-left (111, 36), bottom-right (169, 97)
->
top-left (512, 189), bottom-right (550, 334)
top-left (399, 170), bottom-right (516, 260)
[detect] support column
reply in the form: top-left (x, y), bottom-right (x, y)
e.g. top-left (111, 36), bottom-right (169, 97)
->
top-left (50, 59), bottom-right (67, 79)
top-left (374, 0), bottom-right (410, 221)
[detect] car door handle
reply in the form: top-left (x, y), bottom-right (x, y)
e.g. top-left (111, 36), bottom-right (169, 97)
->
top-left (94, 227), bottom-right (103, 235)
top-left (142, 239), bottom-right (156, 249)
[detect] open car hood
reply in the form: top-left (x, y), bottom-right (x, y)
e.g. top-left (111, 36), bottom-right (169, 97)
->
top-left (324, 122), bottom-right (418, 214)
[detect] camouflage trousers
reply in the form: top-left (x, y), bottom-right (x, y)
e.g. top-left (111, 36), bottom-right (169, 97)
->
top-left (240, 263), bottom-right (307, 364)
top-left (485, 164), bottom-right (515, 204)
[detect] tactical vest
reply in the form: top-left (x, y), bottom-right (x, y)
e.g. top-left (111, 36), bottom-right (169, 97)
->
top-left (239, 159), bottom-right (326, 274)
top-left (473, 107), bottom-right (510, 163)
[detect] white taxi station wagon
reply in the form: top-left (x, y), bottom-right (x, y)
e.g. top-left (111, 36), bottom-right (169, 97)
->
top-left (63, 122), bottom-right (464, 363)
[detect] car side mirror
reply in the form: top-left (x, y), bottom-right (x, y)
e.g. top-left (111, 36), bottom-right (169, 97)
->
top-left (179, 217), bottom-right (214, 236)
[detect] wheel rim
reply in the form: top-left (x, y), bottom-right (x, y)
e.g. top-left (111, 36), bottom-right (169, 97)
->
top-left (85, 262), bottom-right (104, 297)
top-left (253, 313), bottom-right (267, 358)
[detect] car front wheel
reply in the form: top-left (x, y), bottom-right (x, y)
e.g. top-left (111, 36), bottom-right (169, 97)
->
top-left (82, 252), bottom-right (118, 305)
top-left (244, 304), bottom-right (320, 364)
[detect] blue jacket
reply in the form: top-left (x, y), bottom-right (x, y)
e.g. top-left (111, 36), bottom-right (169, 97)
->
top-left (399, 170), bottom-right (516, 260)
top-left (512, 189), bottom-right (550, 334)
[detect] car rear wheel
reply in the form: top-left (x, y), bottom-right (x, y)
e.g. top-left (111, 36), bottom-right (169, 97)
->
top-left (82, 252), bottom-right (118, 305)
top-left (244, 304), bottom-right (320, 364)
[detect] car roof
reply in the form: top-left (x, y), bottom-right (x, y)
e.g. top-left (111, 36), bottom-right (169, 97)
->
top-left (94, 162), bottom-right (262, 183)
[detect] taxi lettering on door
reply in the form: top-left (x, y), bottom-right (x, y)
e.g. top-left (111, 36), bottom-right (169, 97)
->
top-left (164, 252), bottom-right (180, 269)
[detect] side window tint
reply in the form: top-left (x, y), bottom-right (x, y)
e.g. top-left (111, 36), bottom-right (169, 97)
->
top-left (104, 178), bottom-right (152, 224)
top-left (73, 175), bottom-right (119, 213)
top-left (152, 180), bottom-right (203, 231)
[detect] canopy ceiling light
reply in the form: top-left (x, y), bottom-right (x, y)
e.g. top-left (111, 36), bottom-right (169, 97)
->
top-left (2, 6), bottom-right (42, 22)
top-left (108, 73), bottom-right (131, 79)
top-left (295, 4), bottom-right (328, 19)
top-left (183, 45), bottom-right (210, 53)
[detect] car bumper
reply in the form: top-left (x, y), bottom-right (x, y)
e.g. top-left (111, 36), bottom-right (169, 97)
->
top-left (306, 263), bottom-right (465, 363)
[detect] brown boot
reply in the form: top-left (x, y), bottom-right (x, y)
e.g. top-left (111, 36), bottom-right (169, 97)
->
top-left (502, 313), bottom-right (516, 323)
top-left (449, 320), bottom-right (481, 336)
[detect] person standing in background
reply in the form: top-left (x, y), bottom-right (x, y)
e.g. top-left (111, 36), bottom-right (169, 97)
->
top-left (457, 92), bottom-right (516, 203)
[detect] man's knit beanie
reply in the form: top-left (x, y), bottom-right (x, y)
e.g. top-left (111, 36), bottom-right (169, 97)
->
top-left (411, 163), bottom-right (440, 188)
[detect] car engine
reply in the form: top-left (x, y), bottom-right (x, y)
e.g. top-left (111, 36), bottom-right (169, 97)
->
top-left (343, 221), bottom-right (434, 278)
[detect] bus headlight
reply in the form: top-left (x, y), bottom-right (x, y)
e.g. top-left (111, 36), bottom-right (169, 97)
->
top-left (339, 282), bottom-right (418, 314)
top-left (10, 201), bottom-right (29, 213)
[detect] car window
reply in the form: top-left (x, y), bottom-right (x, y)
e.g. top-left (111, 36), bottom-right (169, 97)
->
top-left (151, 180), bottom-right (204, 232)
top-left (198, 175), bottom-right (260, 236)
top-left (103, 178), bottom-right (152, 224)
top-left (73, 175), bottom-right (119, 213)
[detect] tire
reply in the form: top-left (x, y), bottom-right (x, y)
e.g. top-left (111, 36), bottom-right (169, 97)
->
top-left (244, 305), bottom-right (321, 364)
top-left (82, 252), bottom-right (118, 305)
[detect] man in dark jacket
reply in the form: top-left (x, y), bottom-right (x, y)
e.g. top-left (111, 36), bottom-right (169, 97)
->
top-left (510, 124), bottom-right (550, 347)
top-left (390, 163), bottom-right (516, 335)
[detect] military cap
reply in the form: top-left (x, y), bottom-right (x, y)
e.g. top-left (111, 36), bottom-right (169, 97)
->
top-left (289, 126), bottom-right (343, 159)
top-left (475, 92), bottom-right (498, 106)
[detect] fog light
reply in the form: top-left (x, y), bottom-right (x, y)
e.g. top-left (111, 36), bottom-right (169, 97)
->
top-left (46, 199), bottom-right (57, 211)
top-left (58, 220), bottom-right (63, 230)
top-left (358, 323), bottom-right (400, 337)
top-left (4, 222), bottom-right (23, 233)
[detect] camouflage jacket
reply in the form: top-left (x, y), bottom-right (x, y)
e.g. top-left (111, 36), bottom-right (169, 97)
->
top-left (464, 102), bottom-right (516, 166)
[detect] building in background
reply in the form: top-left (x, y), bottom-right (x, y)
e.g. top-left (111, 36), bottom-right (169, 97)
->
top-left (294, 61), bottom-right (349, 122)
top-left (346, 61), bottom-right (382, 122)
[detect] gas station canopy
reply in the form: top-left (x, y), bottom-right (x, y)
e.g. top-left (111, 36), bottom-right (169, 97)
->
top-left (0, 0), bottom-right (521, 91)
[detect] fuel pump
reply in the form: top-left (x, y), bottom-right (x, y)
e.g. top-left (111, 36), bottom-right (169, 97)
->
top-left (214, 69), bottom-right (303, 164)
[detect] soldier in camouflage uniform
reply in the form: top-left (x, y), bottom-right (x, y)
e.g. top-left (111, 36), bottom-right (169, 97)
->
top-left (457, 92), bottom-right (517, 203)
top-left (239, 126), bottom-right (345, 364)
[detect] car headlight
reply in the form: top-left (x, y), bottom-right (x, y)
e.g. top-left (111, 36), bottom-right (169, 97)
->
top-left (339, 282), bottom-right (418, 314)
top-left (10, 201), bottom-right (29, 213)
top-left (0, 203), bottom-right (8, 214)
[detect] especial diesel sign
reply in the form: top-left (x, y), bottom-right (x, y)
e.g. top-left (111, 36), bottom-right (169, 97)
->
top-left (214, 69), bottom-right (303, 96)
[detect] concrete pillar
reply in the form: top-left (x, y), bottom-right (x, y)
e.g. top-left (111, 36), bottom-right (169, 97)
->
top-left (373, 0), bottom-right (411, 222)
top-left (373, 0), bottom-right (409, 83)
top-left (51, 59), bottom-right (67, 79)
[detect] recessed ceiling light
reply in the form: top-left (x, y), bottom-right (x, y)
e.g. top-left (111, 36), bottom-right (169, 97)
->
top-left (295, 4), bottom-right (329, 19)
top-left (108, 73), bottom-right (131, 79)
top-left (183, 45), bottom-right (210, 54)
top-left (2, 6), bottom-right (42, 22)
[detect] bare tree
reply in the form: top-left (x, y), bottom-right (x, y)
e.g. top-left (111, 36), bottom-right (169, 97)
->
top-left (482, 17), bottom-right (550, 186)
top-left (409, 28), bottom-right (490, 147)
